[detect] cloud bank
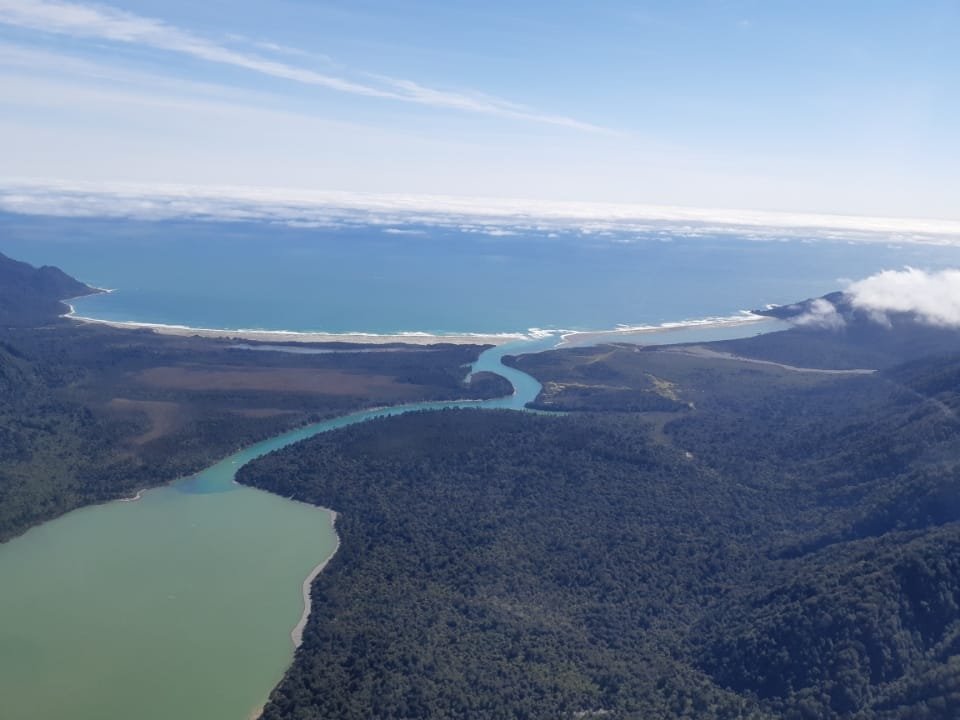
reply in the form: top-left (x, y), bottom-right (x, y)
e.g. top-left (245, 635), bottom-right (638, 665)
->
top-left (848, 268), bottom-right (960, 328)
top-left (3, 179), bottom-right (960, 246)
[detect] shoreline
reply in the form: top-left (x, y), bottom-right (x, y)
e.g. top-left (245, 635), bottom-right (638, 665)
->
top-left (64, 306), bottom-right (778, 349)
top-left (557, 313), bottom-right (774, 347)
top-left (65, 310), bottom-right (526, 346)
top-left (116, 488), bottom-right (146, 503)
top-left (248, 507), bottom-right (340, 720)
top-left (292, 509), bottom-right (341, 649)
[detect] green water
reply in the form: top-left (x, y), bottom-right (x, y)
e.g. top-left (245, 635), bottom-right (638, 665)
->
top-left (0, 482), bottom-right (335, 720)
top-left (0, 341), bottom-right (548, 720)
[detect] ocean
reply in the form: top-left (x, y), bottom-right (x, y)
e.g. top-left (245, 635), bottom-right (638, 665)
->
top-left (3, 212), bottom-right (960, 336)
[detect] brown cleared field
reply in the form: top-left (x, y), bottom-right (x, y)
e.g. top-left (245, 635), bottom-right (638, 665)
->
top-left (135, 365), bottom-right (419, 398)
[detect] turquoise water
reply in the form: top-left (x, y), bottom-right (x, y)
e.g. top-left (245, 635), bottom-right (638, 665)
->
top-left (4, 213), bottom-right (960, 335)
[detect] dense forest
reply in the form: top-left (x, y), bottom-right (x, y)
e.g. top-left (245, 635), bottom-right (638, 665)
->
top-left (240, 315), bottom-right (960, 719)
top-left (719, 293), bottom-right (960, 370)
top-left (0, 252), bottom-right (507, 541)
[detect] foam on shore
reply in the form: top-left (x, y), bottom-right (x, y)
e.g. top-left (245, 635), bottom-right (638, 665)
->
top-left (64, 310), bottom-right (528, 346)
top-left (63, 304), bottom-right (778, 348)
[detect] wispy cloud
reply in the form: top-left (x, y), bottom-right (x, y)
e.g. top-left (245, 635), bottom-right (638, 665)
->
top-left (0, 0), bottom-right (604, 131)
top-left (372, 76), bottom-right (606, 132)
top-left (0, 41), bottom-right (286, 105)
top-left (791, 298), bottom-right (846, 330)
top-left (2, 179), bottom-right (960, 245)
top-left (226, 35), bottom-right (336, 65)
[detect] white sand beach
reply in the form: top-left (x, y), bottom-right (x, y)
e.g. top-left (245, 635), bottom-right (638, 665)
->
top-left (66, 310), bottom-right (526, 346)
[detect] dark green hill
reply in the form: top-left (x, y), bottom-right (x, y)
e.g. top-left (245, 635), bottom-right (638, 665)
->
top-left (722, 292), bottom-right (960, 369)
top-left (0, 251), bottom-right (97, 326)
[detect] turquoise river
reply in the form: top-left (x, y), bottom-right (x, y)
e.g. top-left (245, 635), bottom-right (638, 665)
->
top-left (0, 340), bottom-right (550, 720)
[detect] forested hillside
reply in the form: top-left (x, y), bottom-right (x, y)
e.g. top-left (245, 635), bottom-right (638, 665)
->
top-left (0, 250), bottom-right (95, 326)
top-left (240, 331), bottom-right (960, 719)
top-left (718, 292), bottom-right (960, 370)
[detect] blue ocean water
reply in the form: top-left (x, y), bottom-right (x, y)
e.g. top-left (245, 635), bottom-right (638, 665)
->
top-left (3, 213), bottom-right (960, 335)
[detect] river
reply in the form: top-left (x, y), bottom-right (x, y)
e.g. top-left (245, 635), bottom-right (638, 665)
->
top-left (0, 338), bottom-right (552, 720)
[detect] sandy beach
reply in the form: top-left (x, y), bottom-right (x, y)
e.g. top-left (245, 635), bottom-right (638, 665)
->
top-left (66, 310), bottom-right (526, 346)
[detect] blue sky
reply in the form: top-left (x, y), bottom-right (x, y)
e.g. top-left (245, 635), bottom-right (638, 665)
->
top-left (1, 0), bottom-right (958, 220)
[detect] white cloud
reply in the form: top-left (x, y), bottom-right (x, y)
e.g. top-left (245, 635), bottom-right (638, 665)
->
top-left (372, 76), bottom-right (606, 133)
top-left (0, 0), bottom-right (602, 130)
top-left (791, 298), bottom-right (846, 330)
top-left (2, 179), bottom-right (960, 245)
top-left (848, 268), bottom-right (960, 328)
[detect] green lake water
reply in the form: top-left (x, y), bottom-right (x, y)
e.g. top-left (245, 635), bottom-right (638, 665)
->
top-left (0, 480), bottom-right (335, 720)
top-left (0, 340), bottom-right (548, 720)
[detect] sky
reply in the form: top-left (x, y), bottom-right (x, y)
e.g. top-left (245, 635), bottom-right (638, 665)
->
top-left (1, 0), bottom-right (958, 222)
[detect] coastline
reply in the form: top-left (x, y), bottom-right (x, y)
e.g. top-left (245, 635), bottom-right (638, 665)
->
top-left (64, 305), bottom-right (780, 350)
top-left (557, 312), bottom-right (774, 347)
top-left (65, 310), bottom-right (526, 346)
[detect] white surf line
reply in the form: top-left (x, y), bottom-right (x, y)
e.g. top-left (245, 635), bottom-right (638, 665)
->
top-left (62, 308), bottom-right (527, 346)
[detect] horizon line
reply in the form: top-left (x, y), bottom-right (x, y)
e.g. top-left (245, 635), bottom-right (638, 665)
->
top-left (2, 177), bottom-right (960, 242)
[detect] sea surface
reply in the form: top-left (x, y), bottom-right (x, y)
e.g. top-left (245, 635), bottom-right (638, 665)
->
top-left (5, 213), bottom-right (960, 335)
